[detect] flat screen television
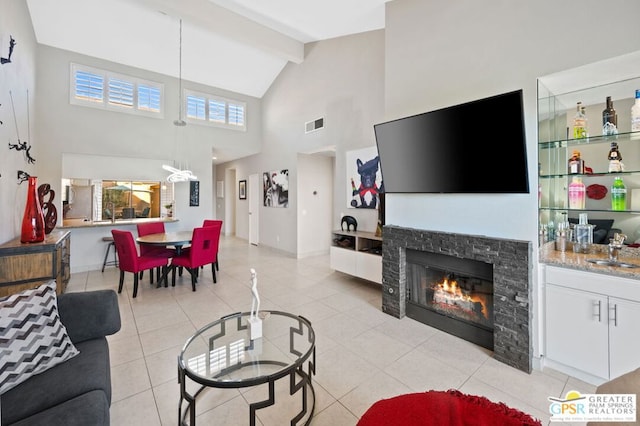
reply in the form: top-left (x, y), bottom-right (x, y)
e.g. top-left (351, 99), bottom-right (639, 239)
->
top-left (373, 89), bottom-right (529, 194)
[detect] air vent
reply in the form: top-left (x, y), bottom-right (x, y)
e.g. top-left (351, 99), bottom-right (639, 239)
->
top-left (305, 117), bottom-right (324, 133)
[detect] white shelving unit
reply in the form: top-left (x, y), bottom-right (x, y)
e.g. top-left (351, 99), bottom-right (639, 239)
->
top-left (330, 230), bottom-right (382, 284)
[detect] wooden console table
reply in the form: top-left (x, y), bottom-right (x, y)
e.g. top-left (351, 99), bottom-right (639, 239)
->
top-left (0, 230), bottom-right (70, 297)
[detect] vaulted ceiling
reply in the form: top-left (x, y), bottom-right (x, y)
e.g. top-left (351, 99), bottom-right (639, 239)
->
top-left (26, 0), bottom-right (388, 98)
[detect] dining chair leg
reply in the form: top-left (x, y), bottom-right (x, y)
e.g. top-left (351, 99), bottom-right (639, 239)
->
top-left (118, 270), bottom-right (125, 293)
top-left (171, 267), bottom-right (177, 287)
top-left (190, 269), bottom-right (196, 292)
top-left (133, 273), bottom-right (139, 298)
top-left (211, 264), bottom-right (217, 284)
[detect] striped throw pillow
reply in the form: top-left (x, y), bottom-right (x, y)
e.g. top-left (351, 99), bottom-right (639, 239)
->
top-left (0, 281), bottom-right (79, 395)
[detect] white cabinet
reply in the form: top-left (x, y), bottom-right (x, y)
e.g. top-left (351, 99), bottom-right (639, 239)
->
top-left (330, 230), bottom-right (382, 284)
top-left (608, 297), bottom-right (640, 379)
top-left (545, 284), bottom-right (609, 379)
top-left (543, 265), bottom-right (640, 383)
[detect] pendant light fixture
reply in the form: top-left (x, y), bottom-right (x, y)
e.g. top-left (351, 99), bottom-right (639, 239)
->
top-left (163, 18), bottom-right (196, 182)
top-left (173, 18), bottom-right (186, 127)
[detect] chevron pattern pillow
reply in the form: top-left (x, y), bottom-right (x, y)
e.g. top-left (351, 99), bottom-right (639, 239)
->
top-left (0, 281), bottom-right (79, 395)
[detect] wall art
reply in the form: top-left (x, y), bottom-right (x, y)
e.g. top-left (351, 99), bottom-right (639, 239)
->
top-left (346, 146), bottom-right (384, 209)
top-left (239, 180), bottom-right (246, 200)
top-left (263, 170), bottom-right (288, 207)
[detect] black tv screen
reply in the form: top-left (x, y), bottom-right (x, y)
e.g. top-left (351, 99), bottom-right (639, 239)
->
top-left (374, 89), bottom-right (529, 194)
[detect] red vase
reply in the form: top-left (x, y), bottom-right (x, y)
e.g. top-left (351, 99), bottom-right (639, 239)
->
top-left (21, 176), bottom-right (46, 243)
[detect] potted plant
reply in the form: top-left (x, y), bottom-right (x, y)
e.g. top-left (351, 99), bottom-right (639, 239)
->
top-left (164, 203), bottom-right (173, 218)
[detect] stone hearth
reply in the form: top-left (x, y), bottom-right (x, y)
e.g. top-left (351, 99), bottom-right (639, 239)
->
top-left (381, 225), bottom-right (532, 373)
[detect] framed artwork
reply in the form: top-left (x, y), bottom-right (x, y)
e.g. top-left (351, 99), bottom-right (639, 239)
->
top-left (189, 181), bottom-right (199, 206)
top-left (346, 146), bottom-right (383, 209)
top-left (239, 180), bottom-right (247, 200)
top-left (263, 170), bottom-right (289, 207)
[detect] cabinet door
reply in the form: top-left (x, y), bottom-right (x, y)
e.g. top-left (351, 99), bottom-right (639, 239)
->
top-left (608, 297), bottom-right (640, 379)
top-left (329, 247), bottom-right (357, 276)
top-left (545, 284), bottom-right (609, 379)
top-left (357, 253), bottom-right (382, 284)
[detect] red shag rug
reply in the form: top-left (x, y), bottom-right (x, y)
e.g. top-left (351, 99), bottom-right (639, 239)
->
top-left (357, 389), bottom-right (542, 426)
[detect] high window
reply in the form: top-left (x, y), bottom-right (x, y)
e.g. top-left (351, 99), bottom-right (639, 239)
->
top-left (185, 89), bottom-right (246, 131)
top-left (70, 63), bottom-right (164, 118)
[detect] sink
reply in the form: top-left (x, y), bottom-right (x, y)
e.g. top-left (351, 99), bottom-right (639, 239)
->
top-left (586, 259), bottom-right (639, 268)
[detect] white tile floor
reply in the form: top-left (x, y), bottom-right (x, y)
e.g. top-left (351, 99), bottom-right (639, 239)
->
top-left (67, 235), bottom-right (596, 426)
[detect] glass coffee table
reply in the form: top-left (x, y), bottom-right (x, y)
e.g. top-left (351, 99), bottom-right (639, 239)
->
top-left (178, 310), bottom-right (316, 426)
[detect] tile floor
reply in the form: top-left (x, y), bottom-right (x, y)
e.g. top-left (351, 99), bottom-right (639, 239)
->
top-left (67, 235), bottom-right (596, 426)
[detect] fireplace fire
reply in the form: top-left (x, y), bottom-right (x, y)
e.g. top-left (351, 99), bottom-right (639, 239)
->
top-left (406, 249), bottom-right (494, 350)
top-left (429, 275), bottom-right (490, 324)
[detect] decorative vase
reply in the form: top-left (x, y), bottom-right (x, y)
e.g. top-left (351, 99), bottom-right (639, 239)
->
top-left (21, 176), bottom-right (46, 243)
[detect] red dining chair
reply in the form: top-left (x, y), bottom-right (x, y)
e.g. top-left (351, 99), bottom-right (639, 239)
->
top-left (111, 229), bottom-right (169, 298)
top-left (170, 226), bottom-right (219, 291)
top-left (202, 219), bottom-right (223, 271)
top-left (137, 222), bottom-right (174, 284)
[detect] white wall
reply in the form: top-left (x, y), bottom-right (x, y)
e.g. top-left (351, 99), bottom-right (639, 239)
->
top-left (0, 0), bottom-right (38, 244)
top-left (384, 0), bottom-right (640, 243)
top-left (297, 153), bottom-right (334, 258)
top-left (216, 30), bottom-right (385, 255)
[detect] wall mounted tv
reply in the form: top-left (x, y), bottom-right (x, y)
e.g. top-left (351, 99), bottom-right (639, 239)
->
top-left (374, 89), bottom-right (529, 194)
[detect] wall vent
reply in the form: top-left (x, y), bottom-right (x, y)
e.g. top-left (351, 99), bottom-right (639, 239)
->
top-left (305, 117), bottom-right (324, 133)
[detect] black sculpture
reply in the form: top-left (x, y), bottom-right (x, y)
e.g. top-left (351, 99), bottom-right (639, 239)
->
top-left (1, 35), bottom-right (16, 64)
top-left (8, 139), bottom-right (36, 164)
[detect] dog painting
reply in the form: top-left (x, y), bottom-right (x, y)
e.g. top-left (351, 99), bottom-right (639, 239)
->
top-left (346, 146), bottom-right (384, 209)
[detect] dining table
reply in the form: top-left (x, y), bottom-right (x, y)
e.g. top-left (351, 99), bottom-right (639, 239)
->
top-left (136, 230), bottom-right (193, 287)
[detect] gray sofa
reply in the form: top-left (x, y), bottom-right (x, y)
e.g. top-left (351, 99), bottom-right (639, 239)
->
top-left (1, 289), bottom-right (121, 426)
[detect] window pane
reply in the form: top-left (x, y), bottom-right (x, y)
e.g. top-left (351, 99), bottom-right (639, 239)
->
top-left (209, 100), bottom-right (226, 123)
top-left (228, 103), bottom-right (244, 126)
top-left (138, 85), bottom-right (161, 112)
top-left (187, 95), bottom-right (206, 120)
top-left (75, 70), bottom-right (104, 102)
top-left (108, 78), bottom-right (134, 108)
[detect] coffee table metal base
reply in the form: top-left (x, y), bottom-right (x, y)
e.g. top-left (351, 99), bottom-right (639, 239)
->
top-left (177, 311), bottom-right (316, 426)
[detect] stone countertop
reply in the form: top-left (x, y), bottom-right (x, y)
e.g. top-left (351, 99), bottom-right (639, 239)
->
top-left (60, 218), bottom-right (178, 229)
top-left (539, 242), bottom-right (640, 280)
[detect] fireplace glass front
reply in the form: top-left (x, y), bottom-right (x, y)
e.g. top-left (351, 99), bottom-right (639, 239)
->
top-left (406, 249), bottom-right (494, 350)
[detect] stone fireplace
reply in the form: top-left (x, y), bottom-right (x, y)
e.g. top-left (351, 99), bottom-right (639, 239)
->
top-left (381, 225), bottom-right (532, 373)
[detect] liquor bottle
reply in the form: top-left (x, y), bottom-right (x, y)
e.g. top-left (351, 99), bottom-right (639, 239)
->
top-left (572, 102), bottom-right (587, 139)
top-left (568, 176), bottom-right (586, 209)
top-left (608, 142), bottom-right (624, 172)
top-left (602, 96), bottom-right (618, 135)
top-left (567, 149), bottom-right (584, 174)
top-left (611, 177), bottom-right (627, 211)
top-left (581, 105), bottom-right (589, 139)
top-left (632, 89), bottom-right (640, 140)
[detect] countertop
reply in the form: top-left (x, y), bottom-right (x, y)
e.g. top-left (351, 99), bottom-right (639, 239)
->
top-left (61, 218), bottom-right (178, 229)
top-left (539, 241), bottom-right (640, 280)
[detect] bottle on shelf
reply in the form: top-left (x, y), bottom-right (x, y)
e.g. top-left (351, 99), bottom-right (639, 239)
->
top-left (572, 102), bottom-right (587, 139)
top-left (611, 176), bottom-right (627, 211)
top-left (632, 89), bottom-right (640, 140)
top-left (574, 213), bottom-right (593, 253)
top-left (602, 96), bottom-right (618, 135)
top-left (581, 105), bottom-right (589, 139)
top-left (568, 176), bottom-right (586, 209)
top-left (607, 141), bottom-right (624, 172)
top-left (567, 149), bottom-right (585, 174)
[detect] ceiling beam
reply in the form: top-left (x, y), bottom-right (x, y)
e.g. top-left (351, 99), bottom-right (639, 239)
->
top-left (129, 0), bottom-right (304, 64)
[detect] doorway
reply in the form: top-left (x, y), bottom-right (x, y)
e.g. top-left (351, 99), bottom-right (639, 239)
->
top-left (249, 173), bottom-right (259, 245)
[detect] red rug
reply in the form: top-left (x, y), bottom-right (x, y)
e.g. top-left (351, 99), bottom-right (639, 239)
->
top-left (357, 389), bottom-right (542, 426)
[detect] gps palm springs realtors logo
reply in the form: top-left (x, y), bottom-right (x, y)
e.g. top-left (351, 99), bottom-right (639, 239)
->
top-left (548, 390), bottom-right (636, 422)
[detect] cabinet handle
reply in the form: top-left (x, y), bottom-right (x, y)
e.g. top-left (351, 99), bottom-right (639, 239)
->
top-left (610, 304), bottom-right (618, 327)
top-left (594, 300), bottom-right (602, 322)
